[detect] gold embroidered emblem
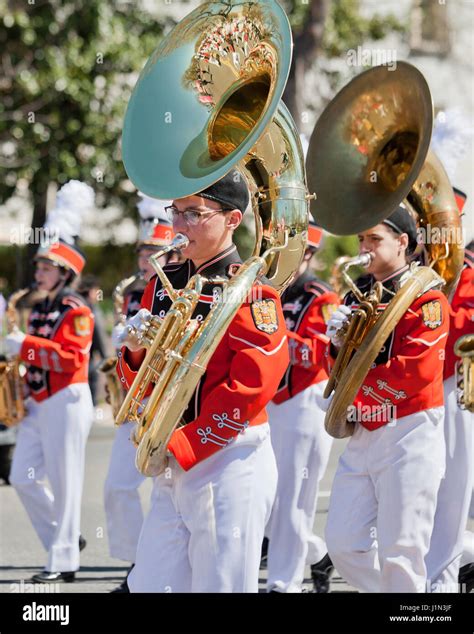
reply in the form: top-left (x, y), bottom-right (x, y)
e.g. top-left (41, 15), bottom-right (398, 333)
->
top-left (421, 300), bottom-right (442, 329)
top-left (251, 299), bottom-right (279, 334)
top-left (321, 303), bottom-right (338, 324)
top-left (73, 315), bottom-right (91, 336)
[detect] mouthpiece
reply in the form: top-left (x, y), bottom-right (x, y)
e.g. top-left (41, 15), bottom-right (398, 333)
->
top-left (356, 253), bottom-right (373, 268)
top-left (342, 253), bottom-right (372, 273)
top-left (173, 233), bottom-right (190, 250)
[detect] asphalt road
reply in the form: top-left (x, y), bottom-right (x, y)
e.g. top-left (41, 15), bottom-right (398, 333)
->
top-left (1, 410), bottom-right (471, 594)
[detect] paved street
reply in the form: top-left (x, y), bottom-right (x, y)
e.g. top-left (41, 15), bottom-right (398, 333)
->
top-left (1, 411), bottom-right (471, 594)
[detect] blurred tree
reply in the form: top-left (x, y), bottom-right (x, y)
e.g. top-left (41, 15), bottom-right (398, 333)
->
top-left (281, 0), bottom-right (406, 128)
top-left (0, 0), bottom-right (167, 283)
top-left (0, 0), bottom-right (408, 289)
top-left (314, 234), bottom-right (359, 283)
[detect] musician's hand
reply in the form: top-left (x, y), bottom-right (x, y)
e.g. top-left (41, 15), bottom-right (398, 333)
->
top-left (117, 309), bottom-right (152, 351)
top-left (326, 305), bottom-right (351, 348)
top-left (5, 330), bottom-right (26, 358)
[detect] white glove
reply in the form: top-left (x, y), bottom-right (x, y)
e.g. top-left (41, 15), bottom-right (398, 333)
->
top-left (5, 330), bottom-right (26, 358)
top-left (111, 323), bottom-right (126, 351)
top-left (116, 309), bottom-right (152, 351)
top-left (326, 305), bottom-right (352, 347)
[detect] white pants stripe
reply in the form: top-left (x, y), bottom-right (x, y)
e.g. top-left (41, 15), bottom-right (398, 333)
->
top-left (326, 407), bottom-right (445, 593)
top-left (266, 382), bottom-right (333, 592)
top-left (425, 376), bottom-right (473, 590)
top-left (10, 384), bottom-right (93, 572)
top-left (104, 422), bottom-right (145, 563)
top-left (128, 424), bottom-right (277, 593)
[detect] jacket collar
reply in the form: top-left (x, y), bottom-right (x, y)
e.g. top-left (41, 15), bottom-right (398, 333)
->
top-left (379, 264), bottom-right (410, 287)
top-left (351, 264), bottom-right (410, 304)
top-left (282, 270), bottom-right (315, 302)
top-left (190, 244), bottom-right (242, 278)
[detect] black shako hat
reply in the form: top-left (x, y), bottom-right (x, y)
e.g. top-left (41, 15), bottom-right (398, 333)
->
top-left (382, 205), bottom-right (418, 253)
top-left (198, 169), bottom-right (250, 214)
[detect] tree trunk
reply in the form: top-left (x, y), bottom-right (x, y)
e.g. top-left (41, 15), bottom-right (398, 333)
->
top-left (283, 0), bottom-right (330, 128)
top-left (23, 179), bottom-right (48, 287)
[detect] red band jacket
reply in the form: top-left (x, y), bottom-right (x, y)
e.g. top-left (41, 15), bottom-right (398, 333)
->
top-left (444, 249), bottom-right (474, 381)
top-left (336, 265), bottom-right (449, 430)
top-left (19, 288), bottom-right (93, 403)
top-left (116, 245), bottom-right (289, 471)
top-left (273, 271), bottom-right (339, 404)
top-left (123, 286), bottom-right (145, 320)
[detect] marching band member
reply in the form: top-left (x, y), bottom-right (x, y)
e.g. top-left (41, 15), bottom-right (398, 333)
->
top-left (426, 230), bottom-right (474, 592)
top-left (104, 194), bottom-right (174, 592)
top-left (117, 170), bottom-right (289, 592)
top-left (7, 181), bottom-right (95, 583)
top-left (265, 219), bottom-right (339, 593)
top-left (325, 206), bottom-right (449, 593)
top-left (77, 274), bottom-right (108, 407)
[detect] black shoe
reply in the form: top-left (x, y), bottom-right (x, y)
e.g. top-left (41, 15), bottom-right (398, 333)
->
top-left (260, 537), bottom-right (269, 569)
top-left (79, 535), bottom-right (87, 552)
top-left (459, 563), bottom-right (474, 593)
top-left (310, 553), bottom-right (334, 593)
top-left (31, 571), bottom-right (75, 584)
top-left (110, 564), bottom-right (134, 593)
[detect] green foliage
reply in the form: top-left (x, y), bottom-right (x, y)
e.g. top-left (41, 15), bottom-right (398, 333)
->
top-left (0, 0), bottom-right (407, 283)
top-left (313, 234), bottom-right (359, 282)
top-left (0, 0), bottom-right (166, 213)
top-left (281, 0), bottom-right (406, 54)
top-left (81, 243), bottom-right (138, 296)
top-left (323, 0), bottom-right (405, 57)
top-left (281, 0), bottom-right (311, 31)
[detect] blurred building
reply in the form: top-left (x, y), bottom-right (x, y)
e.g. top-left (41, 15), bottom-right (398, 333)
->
top-left (306, 0), bottom-right (473, 238)
top-left (1, 0), bottom-right (472, 245)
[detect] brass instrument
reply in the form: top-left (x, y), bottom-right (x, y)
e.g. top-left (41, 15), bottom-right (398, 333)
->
top-left (305, 62), bottom-right (463, 438)
top-left (99, 273), bottom-right (143, 418)
top-left (117, 0), bottom-right (308, 476)
top-left (0, 288), bottom-right (30, 426)
top-left (324, 253), bottom-right (378, 398)
top-left (329, 255), bottom-right (352, 296)
top-left (454, 334), bottom-right (474, 413)
top-left (324, 261), bottom-right (443, 437)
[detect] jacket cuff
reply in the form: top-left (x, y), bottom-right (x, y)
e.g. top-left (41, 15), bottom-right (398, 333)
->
top-left (168, 427), bottom-right (198, 471)
top-left (20, 335), bottom-right (37, 363)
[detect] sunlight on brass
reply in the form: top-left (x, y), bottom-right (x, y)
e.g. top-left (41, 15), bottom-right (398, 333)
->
top-left (118, 1), bottom-right (308, 475)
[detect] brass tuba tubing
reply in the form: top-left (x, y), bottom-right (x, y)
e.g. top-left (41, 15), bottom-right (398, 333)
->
top-left (0, 288), bottom-right (31, 426)
top-left (134, 300), bottom-right (197, 438)
top-left (325, 266), bottom-right (444, 438)
top-left (119, 0), bottom-right (308, 475)
top-left (135, 253), bottom-right (270, 476)
top-left (454, 334), bottom-right (474, 412)
top-left (115, 307), bottom-right (185, 425)
top-left (99, 272), bottom-right (143, 418)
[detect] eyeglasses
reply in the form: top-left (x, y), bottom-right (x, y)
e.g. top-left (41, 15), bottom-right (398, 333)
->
top-left (164, 205), bottom-right (232, 226)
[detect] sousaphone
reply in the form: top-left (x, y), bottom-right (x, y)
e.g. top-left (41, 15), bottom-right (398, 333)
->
top-left (306, 62), bottom-right (464, 438)
top-left (118, 0), bottom-right (309, 475)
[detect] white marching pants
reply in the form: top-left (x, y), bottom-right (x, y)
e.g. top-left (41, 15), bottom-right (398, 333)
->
top-left (425, 376), bottom-right (473, 590)
top-left (461, 531), bottom-right (474, 567)
top-left (128, 424), bottom-right (277, 593)
top-left (266, 382), bottom-right (333, 592)
top-left (104, 422), bottom-right (146, 562)
top-left (326, 407), bottom-right (445, 593)
top-left (10, 384), bottom-right (93, 572)
top-left (464, 483), bottom-right (474, 566)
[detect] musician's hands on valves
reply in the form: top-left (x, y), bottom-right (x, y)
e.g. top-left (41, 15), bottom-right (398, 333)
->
top-left (114, 309), bottom-right (152, 351)
top-left (326, 305), bottom-right (352, 348)
top-left (4, 329), bottom-right (26, 358)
